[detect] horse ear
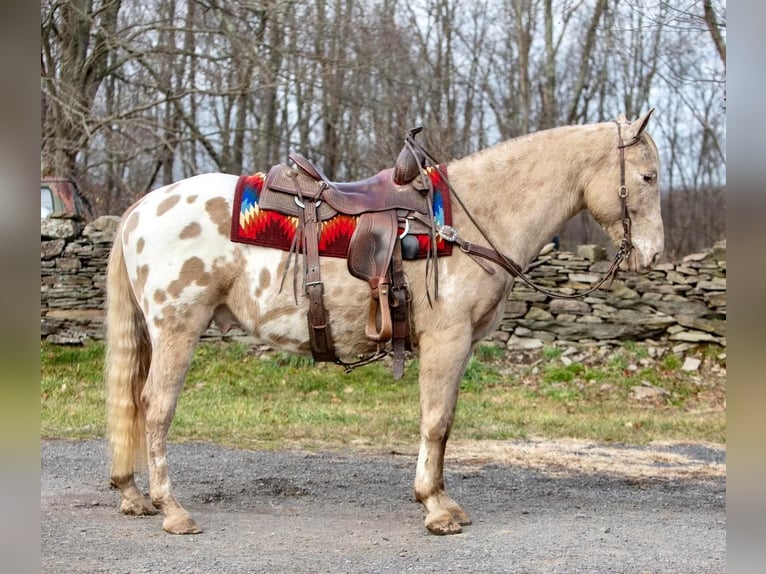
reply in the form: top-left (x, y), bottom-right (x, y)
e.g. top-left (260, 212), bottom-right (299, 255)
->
top-left (617, 113), bottom-right (628, 123)
top-left (625, 108), bottom-right (655, 140)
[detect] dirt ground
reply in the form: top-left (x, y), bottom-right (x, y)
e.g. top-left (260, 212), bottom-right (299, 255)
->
top-left (41, 438), bottom-right (725, 573)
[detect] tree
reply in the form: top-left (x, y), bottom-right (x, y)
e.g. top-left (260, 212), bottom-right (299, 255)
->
top-left (41, 0), bottom-right (122, 180)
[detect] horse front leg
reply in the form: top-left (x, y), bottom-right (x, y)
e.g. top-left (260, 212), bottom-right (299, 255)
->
top-left (414, 326), bottom-right (474, 535)
top-left (142, 332), bottom-right (202, 534)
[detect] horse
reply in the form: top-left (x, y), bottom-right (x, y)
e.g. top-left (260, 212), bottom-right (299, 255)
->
top-left (105, 110), bottom-right (663, 535)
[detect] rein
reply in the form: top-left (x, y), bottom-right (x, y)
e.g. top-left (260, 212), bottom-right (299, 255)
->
top-left (404, 122), bottom-right (641, 300)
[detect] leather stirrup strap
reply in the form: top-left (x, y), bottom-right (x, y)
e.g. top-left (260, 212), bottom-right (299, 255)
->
top-left (389, 237), bottom-right (410, 380)
top-left (302, 199), bottom-right (336, 362)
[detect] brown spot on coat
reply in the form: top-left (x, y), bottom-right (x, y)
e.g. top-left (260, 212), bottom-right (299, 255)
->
top-left (205, 197), bottom-right (230, 237)
top-left (135, 264), bottom-right (150, 298)
top-left (157, 195), bottom-right (181, 216)
top-left (259, 268), bottom-right (272, 290)
top-left (123, 211), bottom-right (140, 244)
top-left (167, 257), bottom-right (211, 298)
top-left (186, 195), bottom-right (198, 204)
top-left (137, 238), bottom-right (145, 254)
top-left (164, 182), bottom-right (182, 195)
top-left (154, 289), bottom-right (167, 304)
top-left (180, 222), bottom-right (201, 239)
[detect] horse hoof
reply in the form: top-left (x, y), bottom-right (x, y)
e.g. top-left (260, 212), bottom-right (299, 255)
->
top-left (449, 507), bottom-right (472, 526)
top-left (162, 513), bottom-right (202, 535)
top-left (120, 497), bottom-right (159, 516)
top-left (425, 512), bottom-right (463, 535)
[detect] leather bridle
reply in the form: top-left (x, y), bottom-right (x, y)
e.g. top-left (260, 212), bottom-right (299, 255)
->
top-left (405, 121), bottom-right (641, 300)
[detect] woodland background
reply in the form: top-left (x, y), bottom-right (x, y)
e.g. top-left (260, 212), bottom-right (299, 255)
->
top-left (40, 0), bottom-right (726, 259)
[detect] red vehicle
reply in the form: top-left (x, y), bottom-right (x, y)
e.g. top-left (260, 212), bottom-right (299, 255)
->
top-left (40, 177), bottom-right (92, 219)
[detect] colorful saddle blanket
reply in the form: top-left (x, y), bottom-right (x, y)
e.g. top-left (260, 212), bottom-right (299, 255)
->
top-left (230, 165), bottom-right (453, 258)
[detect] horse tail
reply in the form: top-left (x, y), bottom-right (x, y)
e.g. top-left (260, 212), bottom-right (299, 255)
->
top-left (105, 220), bottom-right (150, 479)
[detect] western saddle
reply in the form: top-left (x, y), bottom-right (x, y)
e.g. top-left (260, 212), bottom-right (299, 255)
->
top-left (259, 129), bottom-right (440, 379)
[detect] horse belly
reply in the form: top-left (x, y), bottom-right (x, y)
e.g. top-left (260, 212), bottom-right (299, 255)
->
top-left (232, 255), bottom-right (378, 357)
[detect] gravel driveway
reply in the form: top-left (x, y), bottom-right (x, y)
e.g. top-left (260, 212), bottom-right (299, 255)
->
top-left (41, 438), bottom-right (725, 573)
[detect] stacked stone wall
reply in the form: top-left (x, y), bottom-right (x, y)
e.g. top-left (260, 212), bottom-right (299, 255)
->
top-left (41, 215), bottom-right (726, 349)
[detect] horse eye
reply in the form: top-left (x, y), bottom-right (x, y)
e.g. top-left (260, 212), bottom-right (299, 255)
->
top-left (642, 172), bottom-right (656, 184)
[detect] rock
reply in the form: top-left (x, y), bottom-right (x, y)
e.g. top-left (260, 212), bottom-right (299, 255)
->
top-left (675, 315), bottom-right (726, 336)
top-left (41, 217), bottom-right (80, 240)
top-left (492, 330), bottom-right (511, 343)
top-left (648, 299), bottom-right (709, 317)
top-left (669, 330), bottom-right (720, 343)
top-left (549, 299), bottom-right (591, 315)
top-left (576, 244), bottom-right (607, 261)
top-left (549, 322), bottom-right (630, 340)
top-left (525, 306), bottom-right (553, 321)
top-left (532, 330), bottom-right (556, 343)
top-left (56, 258), bottom-right (82, 271)
top-left (608, 283), bottom-right (639, 300)
top-left (569, 273), bottom-right (601, 284)
top-left (504, 300), bottom-right (528, 318)
top-left (589, 260), bottom-right (615, 274)
top-left (681, 357), bottom-right (701, 371)
top-left (47, 331), bottom-right (88, 345)
top-left (666, 271), bottom-right (689, 284)
top-left (675, 265), bottom-right (699, 276)
top-left (507, 336), bottom-right (544, 350)
top-left (538, 242), bottom-right (556, 256)
top-left (509, 290), bottom-right (549, 303)
top-left (83, 216), bottom-right (121, 243)
top-left (631, 383), bottom-right (668, 400)
top-left (41, 239), bottom-right (67, 260)
top-left (576, 315), bottom-right (604, 324)
top-left (696, 278), bottom-right (726, 291)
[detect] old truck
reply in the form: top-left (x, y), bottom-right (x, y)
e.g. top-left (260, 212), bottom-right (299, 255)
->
top-left (41, 177), bottom-right (92, 219)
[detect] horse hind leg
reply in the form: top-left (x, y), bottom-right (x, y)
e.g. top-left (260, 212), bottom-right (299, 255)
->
top-left (141, 320), bottom-right (207, 535)
top-left (414, 327), bottom-right (474, 535)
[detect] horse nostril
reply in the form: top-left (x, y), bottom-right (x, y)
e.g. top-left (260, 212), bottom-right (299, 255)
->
top-left (651, 252), bottom-right (660, 266)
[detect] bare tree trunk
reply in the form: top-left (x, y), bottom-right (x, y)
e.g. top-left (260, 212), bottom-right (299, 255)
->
top-left (540, 0), bottom-right (556, 129)
top-left (511, 0), bottom-right (533, 134)
top-left (703, 0), bottom-right (726, 69)
top-left (41, 0), bottom-right (123, 178)
top-left (566, 0), bottom-right (607, 124)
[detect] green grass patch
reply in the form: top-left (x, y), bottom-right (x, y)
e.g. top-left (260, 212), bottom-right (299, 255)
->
top-left (41, 340), bottom-right (725, 449)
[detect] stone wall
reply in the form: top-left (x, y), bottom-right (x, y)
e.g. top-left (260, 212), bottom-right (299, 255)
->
top-left (488, 243), bottom-right (726, 353)
top-left (41, 215), bottom-right (726, 349)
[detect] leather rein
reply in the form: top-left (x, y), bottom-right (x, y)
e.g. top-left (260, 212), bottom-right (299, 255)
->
top-left (403, 122), bottom-right (641, 300)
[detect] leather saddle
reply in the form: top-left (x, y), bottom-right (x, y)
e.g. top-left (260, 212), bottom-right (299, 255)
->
top-left (259, 138), bottom-right (436, 379)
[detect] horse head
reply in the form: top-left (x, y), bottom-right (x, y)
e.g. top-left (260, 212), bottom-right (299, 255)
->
top-left (584, 109), bottom-right (664, 274)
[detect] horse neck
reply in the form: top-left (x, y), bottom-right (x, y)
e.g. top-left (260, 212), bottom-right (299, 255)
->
top-left (446, 124), bottom-right (613, 269)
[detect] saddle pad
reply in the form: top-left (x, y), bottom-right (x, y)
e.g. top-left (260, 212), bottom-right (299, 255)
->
top-left (230, 166), bottom-right (453, 259)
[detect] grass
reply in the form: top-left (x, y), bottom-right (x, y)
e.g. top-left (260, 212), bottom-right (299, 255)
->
top-left (40, 340), bottom-right (726, 450)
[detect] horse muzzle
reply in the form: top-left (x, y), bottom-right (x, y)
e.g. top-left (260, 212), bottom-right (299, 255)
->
top-left (620, 247), bottom-right (662, 275)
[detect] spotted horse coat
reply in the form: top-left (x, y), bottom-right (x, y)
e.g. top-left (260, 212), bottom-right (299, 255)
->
top-left (106, 111), bottom-right (664, 535)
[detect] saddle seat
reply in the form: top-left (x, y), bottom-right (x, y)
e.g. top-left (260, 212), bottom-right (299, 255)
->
top-left (260, 152), bottom-right (431, 218)
top-left (259, 141), bottom-right (437, 379)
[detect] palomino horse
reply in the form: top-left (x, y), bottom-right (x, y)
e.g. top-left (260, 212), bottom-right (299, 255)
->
top-left (105, 111), bottom-right (663, 535)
